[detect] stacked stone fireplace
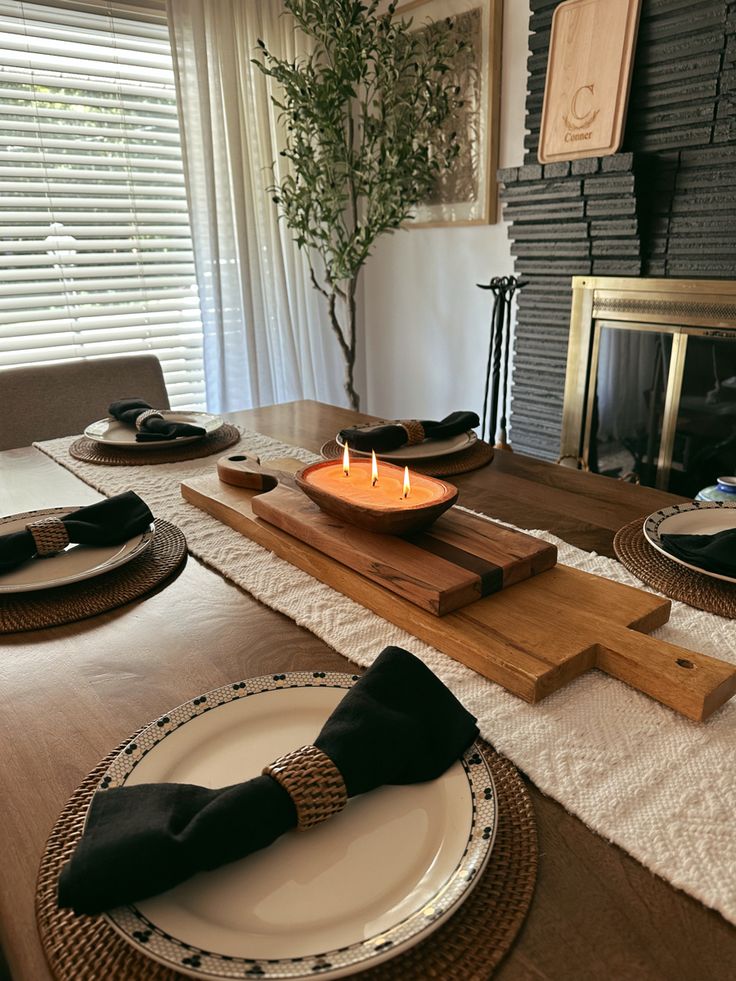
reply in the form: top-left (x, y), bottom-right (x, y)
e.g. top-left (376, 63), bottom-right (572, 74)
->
top-left (499, 0), bottom-right (736, 462)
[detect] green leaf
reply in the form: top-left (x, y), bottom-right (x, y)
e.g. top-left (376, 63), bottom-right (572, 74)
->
top-left (255, 0), bottom-right (469, 366)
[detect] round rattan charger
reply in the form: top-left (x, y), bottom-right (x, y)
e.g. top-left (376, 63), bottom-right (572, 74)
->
top-left (320, 438), bottom-right (494, 477)
top-left (69, 424), bottom-right (240, 466)
top-left (0, 520), bottom-right (187, 633)
top-left (614, 517), bottom-right (736, 619)
top-left (37, 743), bottom-right (536, 981)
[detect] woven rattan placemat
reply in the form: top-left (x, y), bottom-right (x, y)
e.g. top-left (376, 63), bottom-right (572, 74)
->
top-left (0, 520), bottom-right (187, 633)
top-left (613, 518), bottom-right (736, 619)
top-left (36, 743), bottom-right (536, 981)
top-left (320, 438), bottom-right (494, 477)
top-left (69, 424), bottom-right (240, 466)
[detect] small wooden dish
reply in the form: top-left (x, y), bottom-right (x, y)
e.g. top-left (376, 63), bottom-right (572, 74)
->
top-left (295, 460), bottom-right (458, 535)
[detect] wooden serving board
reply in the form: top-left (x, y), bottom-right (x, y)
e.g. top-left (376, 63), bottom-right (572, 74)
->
top-left (181, 472), bottom-right (736, 722)
top-left (212, 453), bottom-right (556, 615)
top-left (253, 487), bottom-right (557, 616)
top-left (538, 0), bottom-right (641, 163)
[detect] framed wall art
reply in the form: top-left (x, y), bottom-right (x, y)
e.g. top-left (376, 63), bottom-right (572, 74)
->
top-left (397, 0), bottom-right (502, 226)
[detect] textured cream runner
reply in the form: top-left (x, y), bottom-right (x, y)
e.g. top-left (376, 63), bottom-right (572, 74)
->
top-left (36, 431), bottom-right (736, 924)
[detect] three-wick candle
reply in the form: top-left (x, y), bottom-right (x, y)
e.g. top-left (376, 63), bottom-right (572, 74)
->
top-left (305, 447), bottom-right (441, 510)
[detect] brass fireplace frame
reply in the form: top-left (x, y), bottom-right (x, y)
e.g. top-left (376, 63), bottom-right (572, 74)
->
top-left (560, 276), bottom-right (736, 488)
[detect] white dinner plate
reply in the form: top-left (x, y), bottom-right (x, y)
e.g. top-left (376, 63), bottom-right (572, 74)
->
top-left (643, 501), bottom-right (736, 584)
top-left (102, 672), bottom-right (496, 980)
top-left (0, 506), bottom-right (154, 594)
top-left (336, 427), bottom-right (477, 462)
top-left (84, 411), bottom-right (223, 448)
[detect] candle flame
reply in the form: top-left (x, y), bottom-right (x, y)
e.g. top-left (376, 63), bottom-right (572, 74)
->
top-left (342, 442), bottom-right (350, 476)
top-left (403, 466), bottom-right (411, 499)
top-left (371, 449), bottom-right (378, 487)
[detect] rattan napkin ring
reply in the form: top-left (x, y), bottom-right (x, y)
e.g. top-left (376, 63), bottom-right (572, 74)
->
top-left (135, 408), bottom-right (165, 431)
top-left (400, 420), bottom-right (426, 445)
top-left (263, 744), bottom-right (348, 831)
top-left (26, 516), bottom-right (70, 557)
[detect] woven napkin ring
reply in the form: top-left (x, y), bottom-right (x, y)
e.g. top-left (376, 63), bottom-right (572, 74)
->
top-left (263, 745), bottom-right (348, 831)
top-left (400, 420), bottom-right (426, 445)
top-left (26, 516), bottom-right (70, 557)
top-left (135, 409), bottom-right (165, 431)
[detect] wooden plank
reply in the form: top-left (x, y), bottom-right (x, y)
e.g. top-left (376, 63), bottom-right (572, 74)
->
top-left (252, 484), bottom-right (556, 615)
top-left (539, 0), bottom-right (642, 163)
top-left (253, 486), bottom-right (481, 615)
top-left (181, 474), bottom-right (736, 721)
top-left (418, 508), bottom-right (558, 583)
top-left (216, 453), bottom-right (559, 616)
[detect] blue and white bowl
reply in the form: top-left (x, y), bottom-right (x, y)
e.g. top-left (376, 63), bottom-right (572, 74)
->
top-left (696, 476), bottom-right (736, 503)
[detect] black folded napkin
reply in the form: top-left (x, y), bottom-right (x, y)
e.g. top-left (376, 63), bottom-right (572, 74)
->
top-left (108, 397), bottom-right (206, 443)
top-left (0, 492), bottom-right (154, 575)
top-left (661, 528), bottom-right (736, 578)
top-left (339, 410), bottom-right (480, 453)
top-left (57, 646), bottom-right (478, 915)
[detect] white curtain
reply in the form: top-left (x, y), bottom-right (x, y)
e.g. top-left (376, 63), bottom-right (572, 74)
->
top-left (597, 327), bottom-right (660, 441)
top-left (167, 0), bottom-right (345, 412)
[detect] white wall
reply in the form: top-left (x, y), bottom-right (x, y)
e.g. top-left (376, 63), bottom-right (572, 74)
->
top-left (361, 0), bottom-right (530, 419)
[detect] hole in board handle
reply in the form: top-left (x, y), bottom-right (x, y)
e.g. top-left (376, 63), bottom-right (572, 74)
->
top-left (676, 658), bottom-right (694, 670)
top-left (228, 455), bottom-right (248, 462)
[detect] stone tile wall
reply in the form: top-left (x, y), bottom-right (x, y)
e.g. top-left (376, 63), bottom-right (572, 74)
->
top-left (501, 0), bottom-right (736, 459)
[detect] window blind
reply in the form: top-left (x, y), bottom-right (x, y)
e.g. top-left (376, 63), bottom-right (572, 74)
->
top-left (0, 0), bottom-right (205, 408)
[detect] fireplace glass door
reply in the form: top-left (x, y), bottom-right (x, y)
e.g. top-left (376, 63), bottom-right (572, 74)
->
top-left (585, 323), bottom-right (736, 494)
top-left (670, 334), bottom-right (736, 496)
top-left (587, 323), bottom-right (670, 487)
top-left (561, 277), bottom-right (736, 497)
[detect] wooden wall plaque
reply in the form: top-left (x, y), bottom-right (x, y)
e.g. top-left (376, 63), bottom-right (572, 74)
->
top-left (538, 0), bottom-right (641, 164)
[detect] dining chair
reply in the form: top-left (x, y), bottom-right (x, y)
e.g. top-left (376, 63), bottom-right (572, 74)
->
top-left (0, 355), bottom-right (171, 451)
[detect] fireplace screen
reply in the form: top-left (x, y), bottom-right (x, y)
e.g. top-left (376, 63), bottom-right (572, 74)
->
top-left (560, 277), bottom-right (736, 495)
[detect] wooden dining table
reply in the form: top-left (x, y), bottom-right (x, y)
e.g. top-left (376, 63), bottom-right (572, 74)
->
top-left (1, 399), bottom-right (734, 981)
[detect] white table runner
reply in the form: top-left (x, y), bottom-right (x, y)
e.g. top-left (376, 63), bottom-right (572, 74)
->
top-left (36, 431), bottom-right (736, 925)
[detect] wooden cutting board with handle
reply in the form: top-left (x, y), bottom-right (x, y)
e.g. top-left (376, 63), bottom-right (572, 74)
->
top-left (180, 455), bottom-right (736, 722)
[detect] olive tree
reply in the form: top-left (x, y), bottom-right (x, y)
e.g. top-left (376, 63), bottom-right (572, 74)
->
top-left (255, 0), bottom-right (466, 409)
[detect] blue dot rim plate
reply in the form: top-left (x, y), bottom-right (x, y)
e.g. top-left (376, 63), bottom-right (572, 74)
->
top-left (98, 671), bottom-right (497, 980)
top-left (642, 501), bottom-right (736, 585)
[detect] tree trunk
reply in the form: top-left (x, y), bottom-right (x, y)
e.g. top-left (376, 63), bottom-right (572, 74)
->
top-left (344, 277), bottom-right (359, 410)
top-left (317, 270), bottom-right (360, 411)
top-left (344, 360), bottom-right (359, 411)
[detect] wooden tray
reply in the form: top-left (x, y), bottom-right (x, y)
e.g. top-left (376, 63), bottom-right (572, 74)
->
top-left (253, 487), bottom-right (557, 616)
top-left (253, 491), bottom-right (556, 617)
top-left (181, 470), bottom-right (736, 722)
top-left (213, 454), bottom-right (556, 615)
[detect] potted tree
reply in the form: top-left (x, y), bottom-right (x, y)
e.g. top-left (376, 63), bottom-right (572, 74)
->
top-left (256, 0), bottom-right (466, 409)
